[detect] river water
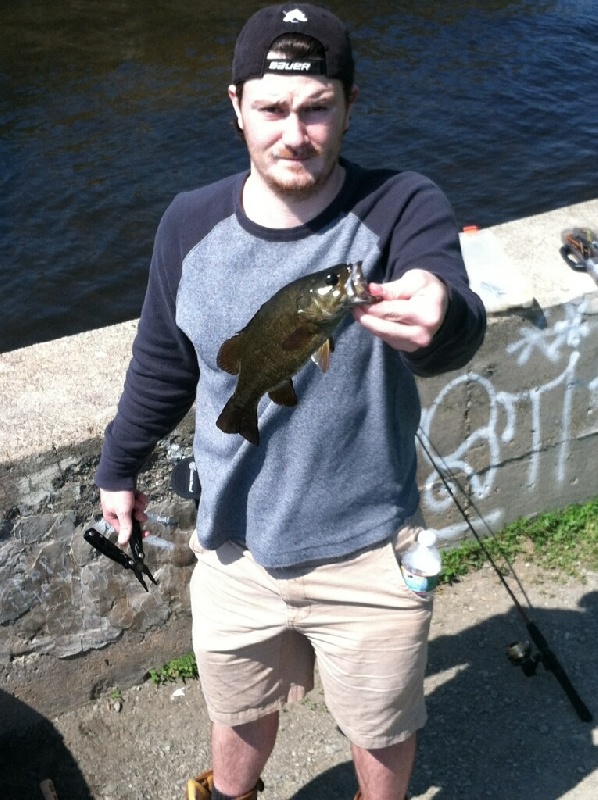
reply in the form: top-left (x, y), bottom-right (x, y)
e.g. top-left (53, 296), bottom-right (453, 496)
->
top-left (1, 0), bottom-right (597, 352)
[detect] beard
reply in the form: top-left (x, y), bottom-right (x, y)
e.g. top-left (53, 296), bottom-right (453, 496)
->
top-left (255, 143), bottom-right (342, 199)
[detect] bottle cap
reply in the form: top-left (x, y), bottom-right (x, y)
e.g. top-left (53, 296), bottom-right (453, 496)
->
top-left (418, 529), bottom-right (437, 547)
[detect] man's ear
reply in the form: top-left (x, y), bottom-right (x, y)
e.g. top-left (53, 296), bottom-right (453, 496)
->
top-left (228, 85), bottom-right (243, 130)
top-left (344, 85), bottom-right (359, 133)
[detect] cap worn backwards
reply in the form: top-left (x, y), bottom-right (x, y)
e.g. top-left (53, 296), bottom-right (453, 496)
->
top-left (232, 3), bottom-right (354, 85)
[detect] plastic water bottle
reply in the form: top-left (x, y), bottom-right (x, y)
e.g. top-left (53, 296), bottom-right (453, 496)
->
top-left (400, 529), bottom-right (442, 596)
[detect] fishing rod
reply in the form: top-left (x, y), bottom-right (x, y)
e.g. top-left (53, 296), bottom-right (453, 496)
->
top-left (416, 426), bottom-right (593, 723)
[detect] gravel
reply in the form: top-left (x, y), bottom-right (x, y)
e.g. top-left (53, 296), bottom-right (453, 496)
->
top-left (1, 562), bottom-right (597, 800)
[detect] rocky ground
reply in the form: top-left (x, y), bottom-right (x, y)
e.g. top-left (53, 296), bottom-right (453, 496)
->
top-left (1, 562), bottom-right (597, 800)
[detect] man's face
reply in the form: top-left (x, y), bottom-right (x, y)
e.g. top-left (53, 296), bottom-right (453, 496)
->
top-left (229, 73), bottom-right (356, 199)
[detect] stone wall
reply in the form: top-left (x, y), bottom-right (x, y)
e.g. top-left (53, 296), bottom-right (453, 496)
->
top-left (0, 416), bottom-right (198, 717)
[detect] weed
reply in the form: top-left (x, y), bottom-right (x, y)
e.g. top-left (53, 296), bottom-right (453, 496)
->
top-left (438, 496), bottom-right (598, 585)
top-left (148, 652), bottom-right (198, 686)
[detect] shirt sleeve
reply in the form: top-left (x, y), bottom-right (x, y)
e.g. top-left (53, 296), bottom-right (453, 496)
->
top-left (94, 202), bottom-right (200, 490)
top-left (385, 174), bottom-right (486, 377)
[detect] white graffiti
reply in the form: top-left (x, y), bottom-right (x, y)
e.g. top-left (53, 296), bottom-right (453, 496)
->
top-left (506, 302), bottom-right (589, 364)
top-left (420, 300), bottom-right (596, 542)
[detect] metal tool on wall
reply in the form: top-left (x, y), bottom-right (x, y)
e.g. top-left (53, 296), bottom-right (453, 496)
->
top-left (416, 427), bottom-right (593, 723)
top-left (560, 227), bottom-right (598, 285)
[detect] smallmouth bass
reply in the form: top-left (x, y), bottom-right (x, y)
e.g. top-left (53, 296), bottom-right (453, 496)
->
top-left (216, 261), bottom-right (379, 446)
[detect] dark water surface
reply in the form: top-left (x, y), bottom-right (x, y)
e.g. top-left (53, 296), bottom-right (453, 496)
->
top-left (1, 0), bottom-right (597, 352)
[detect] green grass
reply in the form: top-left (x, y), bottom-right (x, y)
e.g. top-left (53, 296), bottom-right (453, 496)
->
top-left (439, 496), bottom-right (598, 585)
top-left (147, 497), bottom-right (598, 683)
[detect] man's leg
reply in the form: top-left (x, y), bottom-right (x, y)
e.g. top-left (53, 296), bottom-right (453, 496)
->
top-left (211, 712), bottom-right (279, 796)
top-left (352, 734), bottom-right (416, 800)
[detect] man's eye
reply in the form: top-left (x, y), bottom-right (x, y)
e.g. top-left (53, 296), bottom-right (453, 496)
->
top-left (302, 106), bottom-right (329, 116)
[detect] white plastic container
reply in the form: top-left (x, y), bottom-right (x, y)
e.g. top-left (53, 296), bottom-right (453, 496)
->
top-left (458, 227), bottom-right (534, 312)
top-left (400, 529), bottom-right (442, 596)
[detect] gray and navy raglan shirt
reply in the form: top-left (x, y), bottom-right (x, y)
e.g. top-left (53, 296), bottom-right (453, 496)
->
top-left (95, 159), bottom-right (486, 568)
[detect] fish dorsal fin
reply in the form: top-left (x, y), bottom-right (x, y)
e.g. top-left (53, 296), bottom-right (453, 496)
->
top-left (268, 379), bottom-right (298, 407)
top-left (217, 333), bottom-right (243, 375)
top-left (281, 324), bottom-right (315, 352)
top-left (311, 338), bottom-right (334, 372)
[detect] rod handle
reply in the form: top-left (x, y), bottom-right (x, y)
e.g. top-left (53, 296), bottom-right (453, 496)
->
top-left (527, 622), bottom-right (593, 722)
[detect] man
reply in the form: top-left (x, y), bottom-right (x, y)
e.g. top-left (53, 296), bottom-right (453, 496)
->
top-left (95, 4), bottom-right (486, 800)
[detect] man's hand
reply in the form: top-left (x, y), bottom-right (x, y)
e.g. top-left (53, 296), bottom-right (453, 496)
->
top-left (100, 488), bottom-right (148, 546)
top-left (352, 269), bottom-right (449, 352)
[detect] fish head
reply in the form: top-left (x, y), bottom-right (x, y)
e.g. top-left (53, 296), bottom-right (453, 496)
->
top-left (297, 262), bottom-right (380, 320)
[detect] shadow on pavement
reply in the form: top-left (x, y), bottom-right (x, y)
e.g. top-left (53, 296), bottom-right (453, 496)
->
top-left (290, 590), bottom-right (597, 800)
top-left (0, 690), bottom-right (93, 800)
top-left (291, 761), bottom-right (356, 799)
top-left (416, 588), bottom-right (597, 799)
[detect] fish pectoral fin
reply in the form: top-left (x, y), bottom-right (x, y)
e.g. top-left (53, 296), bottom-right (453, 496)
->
top-left (281, 324), bottom-right (316, 352)
top-left (217, 334), bottom-right (243, 375)
top-left (268, 380), bottom-right (298, 407)
top-left (311, 338), bottom-right (335, 372)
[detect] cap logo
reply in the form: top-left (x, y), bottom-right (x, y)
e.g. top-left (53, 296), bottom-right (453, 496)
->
top-left (265, 54), bottom-right (325, 75)
top-left (282, 9), bottom-right (308, 23)
top-left (268, 60), bottom-right (312, 72)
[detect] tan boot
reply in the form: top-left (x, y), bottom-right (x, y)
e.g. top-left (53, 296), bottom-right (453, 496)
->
top-left (187, 770), bottom-right (214, 800)
top-left (186, 769), bottom-right (264, 800)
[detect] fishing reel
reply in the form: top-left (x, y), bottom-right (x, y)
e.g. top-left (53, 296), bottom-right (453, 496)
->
top-left (507, 640), bottom-right (542, 677)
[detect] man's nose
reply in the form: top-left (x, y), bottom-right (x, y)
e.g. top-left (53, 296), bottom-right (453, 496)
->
top-left (281, 112), bottom-right (308, 147)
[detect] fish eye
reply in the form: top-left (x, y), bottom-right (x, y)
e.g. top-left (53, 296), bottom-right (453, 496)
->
top-left (324, 273), bottom-right (339, 286)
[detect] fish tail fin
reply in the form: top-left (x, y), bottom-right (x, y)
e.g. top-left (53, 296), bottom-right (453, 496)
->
top-left (216, 398), bottom-right (260, 447)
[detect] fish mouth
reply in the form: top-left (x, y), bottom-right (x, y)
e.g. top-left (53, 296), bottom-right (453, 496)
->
top-left (346, 262), bottom-right (380, 306)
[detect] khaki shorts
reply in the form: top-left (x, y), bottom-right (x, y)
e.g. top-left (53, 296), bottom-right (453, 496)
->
top-left (189, 514), bottom-right (432, 750)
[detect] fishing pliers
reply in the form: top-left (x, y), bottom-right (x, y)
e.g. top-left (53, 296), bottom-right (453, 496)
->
top-left (84, 517), bottom-right (158, 591)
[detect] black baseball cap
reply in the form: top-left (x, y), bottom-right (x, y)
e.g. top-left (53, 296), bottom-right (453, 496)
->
top-left (231, 3), bottom-right (354, 85)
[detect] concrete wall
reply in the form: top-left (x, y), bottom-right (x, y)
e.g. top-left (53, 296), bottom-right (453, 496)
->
top-left (1, 199), bottom-right (597, 718)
